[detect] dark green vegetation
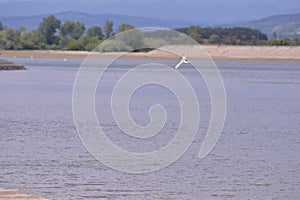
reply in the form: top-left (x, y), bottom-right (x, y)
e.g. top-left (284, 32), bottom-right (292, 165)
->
top-left (0, 15), bottom-right (299, 51)
top-left (236, 13), bottom-right (300, 39)
top-left (176, 26), bottom-right (269, 45)
top-left (0, 16), bottom-right (107, 51)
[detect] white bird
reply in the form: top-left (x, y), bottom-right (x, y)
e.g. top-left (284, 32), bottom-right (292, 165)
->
top-left (175, 53), bottom-right (190, 69)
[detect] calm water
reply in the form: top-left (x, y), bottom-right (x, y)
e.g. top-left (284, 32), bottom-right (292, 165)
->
top-left (0, 58), bottom-right (299, 199)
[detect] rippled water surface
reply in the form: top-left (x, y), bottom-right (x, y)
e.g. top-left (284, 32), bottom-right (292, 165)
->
top-left (0, 58), bottom-right (299, 199)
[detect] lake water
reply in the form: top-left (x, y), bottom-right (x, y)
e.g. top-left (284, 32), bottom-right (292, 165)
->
top-left (0, 58), bottom-right (299, 199)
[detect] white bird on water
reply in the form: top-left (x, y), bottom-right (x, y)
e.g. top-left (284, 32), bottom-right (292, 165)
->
top-left (174, 53), bottom-right (190, 69)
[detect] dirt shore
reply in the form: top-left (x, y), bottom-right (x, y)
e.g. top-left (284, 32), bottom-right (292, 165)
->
top-left (0, 188), bottom-right (47, 199)
top-left (1, 45), bottom-right (300, 61)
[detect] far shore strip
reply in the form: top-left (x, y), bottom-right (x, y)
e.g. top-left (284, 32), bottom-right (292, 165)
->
top-left (1, 45), bottom-right (300, 61)
top-left (0, 188), bottom-right (48, 200)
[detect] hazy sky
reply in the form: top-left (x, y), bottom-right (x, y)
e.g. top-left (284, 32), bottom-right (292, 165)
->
top-left (0, 0), bottom-right (299, 24)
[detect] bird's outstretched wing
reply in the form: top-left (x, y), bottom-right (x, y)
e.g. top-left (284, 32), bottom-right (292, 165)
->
top-left (174, 51), bottom-right (190, 69)
top-left (175, 58), bottom-right (184, 69)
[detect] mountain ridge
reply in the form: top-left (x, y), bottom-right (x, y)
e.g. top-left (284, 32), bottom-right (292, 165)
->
top-left (236, 12), bottom-right (300, 38)
top-left (1, 11), bottom-right (299, 39)
top-left (0, 11), bottom-right (189, 30)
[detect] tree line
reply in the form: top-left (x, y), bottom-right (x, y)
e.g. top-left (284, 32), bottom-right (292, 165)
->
top-left (0, 15), bottom-right (128, 51)
top-left (175, 26), bottom-right (300, 46)
top-left (0, 15), bottom-right (299, 51)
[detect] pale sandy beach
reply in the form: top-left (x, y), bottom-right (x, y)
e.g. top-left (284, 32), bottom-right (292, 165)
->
top-left (0, 188), bottom-right (47, 200)
top-left (1, 45), bottom-right (300, 61)
top-left (203, 45), bottom-right (300, 61)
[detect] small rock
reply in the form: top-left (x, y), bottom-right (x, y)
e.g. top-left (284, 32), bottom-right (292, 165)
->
top-left (0, 59), bottom-right (26, 70)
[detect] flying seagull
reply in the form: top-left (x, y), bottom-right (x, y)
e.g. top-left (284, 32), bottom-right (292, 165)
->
top-left (175, 52), bottom-right (190, 69)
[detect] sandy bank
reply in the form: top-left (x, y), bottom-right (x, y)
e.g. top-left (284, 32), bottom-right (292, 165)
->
top-left (203, 45), bottom-right (300, 61)
top-left (0, 188), bottom-right (47, 199)
top-left (1, 45), bottom-right (300, 61)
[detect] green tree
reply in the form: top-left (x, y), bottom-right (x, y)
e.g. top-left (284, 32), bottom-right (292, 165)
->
top-left (0, 22), bottom-right (3, 31)
top-left (71, 21), bottom-right (85, 40)
top-left (38, 15), bottom-right (61, 45)
top-left (86, 26), bottom-right (103, 40)
top-left (27, 30), bottom-right (46, 49)
top-left (187, 25), bottom-right (202, 43)
top-left (116, 29), bottom-right (144, 50)
top-left (267, 38), bottom-right (289, 46)
top-left (117, 23), bottom-right (135, 33)
top-left (0, 28), bottom-right (22, 49)
top-left (80, 35), bottom-right (101, 51)
top-left (208, 34), bottom-right (221, 44)
top-left (97, 40), bottom-right (132, 52)
top-left (293, 37), bottom-right (300, 45)
top-left (144, 38), bottom-right (166, 48)
top-left (177, 26), bottom-right (268, 45)
top-left (64, 40), bottom-right (85, 50)
top-left (60, 21), bottom-right (73, 38)
top-left (103, 20), bottom-right (113, 39)
top-left (21, 30), bottom-right (44, 49)
top-left (60, 20), bottom-right (85, 40)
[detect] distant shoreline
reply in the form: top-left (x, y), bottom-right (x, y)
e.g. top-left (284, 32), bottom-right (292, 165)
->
top-left (1, 45), bottom-right (300, 61)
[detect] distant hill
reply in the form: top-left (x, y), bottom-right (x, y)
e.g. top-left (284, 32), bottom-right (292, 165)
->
top-left (236, 13), bottom-right (300, 39)
top-left (0, 11), bottom-right (188, 30)
top-left (0, 0), bottom-right (298, 27)
top-left (1, 11), bottom-right (300, 40)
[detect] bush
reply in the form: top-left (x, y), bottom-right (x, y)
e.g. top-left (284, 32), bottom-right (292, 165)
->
top-left (143, 38), bottom-right (166, 48)
top-left (65, 40), bottom-right (85, 50)
top-left (82, 37), bottom-right (101, 51)
top-left (208, 34), bottom-right (221, 44)
top-left (267, 38), bottom-right (290, 46)
top-left (95, 40), bottom-right (132, 52)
